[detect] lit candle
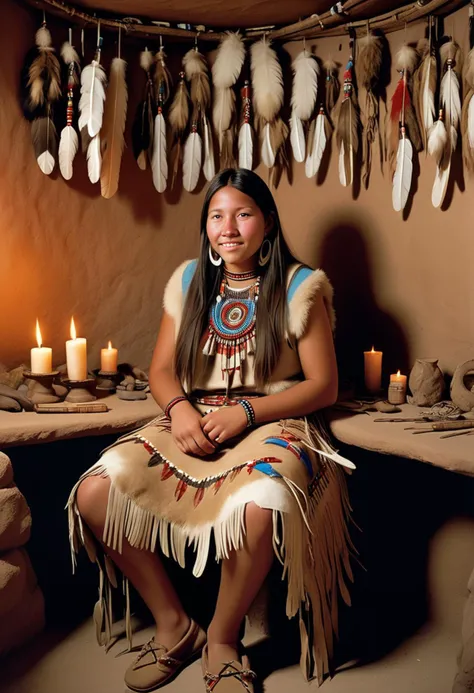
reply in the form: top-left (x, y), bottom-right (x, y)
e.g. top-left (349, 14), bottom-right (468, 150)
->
top-left (101, 341), bottom-right (118, 372)
top-left (388, 369), bottom-right (407, 404)
top-left (364, 346), bottom-right (383, 392)
top-left (30, 319), bottom-right (52, 374)
top-left (66, 317), bottom-right (87, 381)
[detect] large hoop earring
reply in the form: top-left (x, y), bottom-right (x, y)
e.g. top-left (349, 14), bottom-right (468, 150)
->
top-left (258, 238), bottom-right (272, 267)
top-left (209, 246), bottom-right (222, 267)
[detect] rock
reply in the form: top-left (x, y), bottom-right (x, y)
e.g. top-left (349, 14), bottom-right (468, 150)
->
top-left (0, 395), bottom-right (21, 412)
top-left (0, 365), bottom-right (27, 390)
top-left (0, 487), bottom-right (31, 551)
top-left (451, 360), bottom-right (474, 412)
top-left (117, 389), bottom-right (147, 401)
top-left (0, 454), bottom-right (13, 489)
top-left (0, 384), bottom-right (34, 411)
top-left (375, 401), bottom-right (401, 413)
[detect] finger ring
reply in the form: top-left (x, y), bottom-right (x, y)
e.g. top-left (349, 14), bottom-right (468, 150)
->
top-left (215, 435), bottom-right (220, 442)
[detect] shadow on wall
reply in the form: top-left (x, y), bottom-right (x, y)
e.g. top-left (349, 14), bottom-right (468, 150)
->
top-left (316, 220), bottom-right (410, 391)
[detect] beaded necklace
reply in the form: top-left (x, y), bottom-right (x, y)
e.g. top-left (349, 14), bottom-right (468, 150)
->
top-left (203, 276), bottom-right (260, 379)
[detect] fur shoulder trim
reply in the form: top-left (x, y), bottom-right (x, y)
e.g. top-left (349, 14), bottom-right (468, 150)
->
top-left (163, 259), bottom-right (195, 330)
top-left (287, 266), bottom-right (335, 339)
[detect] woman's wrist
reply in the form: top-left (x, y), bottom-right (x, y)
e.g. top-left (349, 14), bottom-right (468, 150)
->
top-left (164, 395), bottom-right (188, 418)
top-left (239, 399), bottom-right (256, 427)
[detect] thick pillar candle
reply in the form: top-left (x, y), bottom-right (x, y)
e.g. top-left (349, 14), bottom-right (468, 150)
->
top-left (364, 346), bottom-right (383, 392)
top-left (66, 317), bottom-right (87, 381)
top-left (388, 370), bottom-right (407, 403)
top-left (101, 341), bottom-right (118, 372)
top-left (31, 319), bottom-right (52, 374)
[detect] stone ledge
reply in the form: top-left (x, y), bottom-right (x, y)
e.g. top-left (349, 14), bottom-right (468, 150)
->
top-left (327, 403), bottom-right (474, 477)
top-left (0, 394), bottom-right (161, 448)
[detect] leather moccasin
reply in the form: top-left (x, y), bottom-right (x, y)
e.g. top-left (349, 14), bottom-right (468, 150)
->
top-left (201, 644), bottom-right (256, 693)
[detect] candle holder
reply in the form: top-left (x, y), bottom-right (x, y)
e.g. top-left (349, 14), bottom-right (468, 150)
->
top-left (62, 377), bottom-right (97, 403)
top-left (24, 370), bottom-right (62, 404)
top-left (94, 370), bottom-right (122, 394)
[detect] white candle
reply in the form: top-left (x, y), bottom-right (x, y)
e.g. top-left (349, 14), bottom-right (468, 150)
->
top-left (389, 370), bottom-right (407, 400)
top-left (66, 317), bottom-right (87, 381)
top-left (30, 319), bottom-right (52, 374)
top-left (101, 341), bottom-right (118, 372)
top-left (364, 346), bottom-right (383, 392)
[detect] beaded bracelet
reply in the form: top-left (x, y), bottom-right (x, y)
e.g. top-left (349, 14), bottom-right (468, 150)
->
top-left (239, 399), bottom-right (256, 427)
top-left (164, 395), bottom-right (188, 418)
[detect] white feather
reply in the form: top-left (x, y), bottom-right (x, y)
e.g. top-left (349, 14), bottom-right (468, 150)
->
top-left (37, 151), bottom-right (55, 175)
top-left (183, 131), bottom-right (202, 192)
top-left (392, 135), bottom-right (413, 212)
top-left (79, 62), bottom-right (107, 138)
top-left (261, 122), bottom-right (275, 168)
top-left (305, 112), bottom-right (327, 178)
top-left (427, 119), bottom-right (447, 158)
top-left (58, 125), bottom-right (79, 180)
top-left (290, 113), bottom-right (305, 162)
top-left (441, 67), bottom-right (461, 137)
top-left (468, 96), bottom-right (474, 148)
top-left (238, 121), bottom-right (253, 170)
top-left (338, 140), bottom-right (347, 186)
top-left (212, 87), bottom-right (234, 144)
top-left (291, 50), bottom-right (319, 120)
top-left (432, 162), bottom-right (450, 208)
top-left (152, 112), bottom-right (167, 193)
top-left (87, 134), bottom-right (101, 184)
top-left (202, 116), bottom-right (216, 181)
top-left (250, 39), bottom-right (283, 123)
top-left (421, 59), bottom-right (435, 133)
top-left (212, 32), bottom-right (245, 89)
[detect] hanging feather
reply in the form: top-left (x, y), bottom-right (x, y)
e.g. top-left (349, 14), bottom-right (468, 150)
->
top-left (132, 49), bottom-right (155, 171)
top-left (356, 31), bottom-right (384, 187)
top-left (169, 71), bottom-right (190, 188)
top-left (202, 114), bottom-right (216, 180)
top-left (78, 50), bottom-right (107, 139)
top-left (251, 37), bottom-right (287, 176)
top-left (392, 127), bottom-right (413, 211)
top-left (335, 53), bottom-right (360, 187)
top-left (59, 41), bottom-right (80, 180)
top-left (31, 116), bottom-right (58, 174)
top-left (389, 45), bottom-right (421, 176)
top-left (290, 49), bottom-right (319, 162)
top-left (212, 32), bottom-right (244, 169)
top-left (182, 47), bottom-right (213, 187)
top-left (431, 40), bottom-right (462, 208)
top-left (427, 115), bottom-right (448, 159)
top-left (26, 24), bottom-right (61, 114)
top-left (461, 48), bottom-right (474, 174)
top-left (87, 134), bottom-right (101, 184)
top-left (413, 38), bottom-right (437, 151)
top-left (100, 56), bottom-right (128, 199)
top-left (183, 128), bottom-right (202, 192)
top-left (238, 80), bottom-right (253, 170)
top-left (323, 59), bottom-right (340, 121)
top-left (305, 107), bottom-right (331, 178)
top-left (151, 47), bottom-right (172, 194)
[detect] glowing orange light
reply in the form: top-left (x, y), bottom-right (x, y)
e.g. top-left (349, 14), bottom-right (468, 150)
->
top-left (397, 370), bottom-right (401, 377)
top-left (36, 319), bottom-right (42, 348)
top-left (108, 341), bottom-right (112, 350)
top-left (371, 346), bottom-right (375, 352)
top-left (70, 317), bottom-right (77, 341)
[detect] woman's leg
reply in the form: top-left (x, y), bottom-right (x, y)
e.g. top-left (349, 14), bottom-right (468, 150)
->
top-left (206, 502), bottom-right (275, 672)
top-left (76, 475), bottom-right (189, 649)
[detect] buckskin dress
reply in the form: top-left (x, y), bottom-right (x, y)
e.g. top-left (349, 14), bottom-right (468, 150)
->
top-left (67, 259), bottom-right (355, 685)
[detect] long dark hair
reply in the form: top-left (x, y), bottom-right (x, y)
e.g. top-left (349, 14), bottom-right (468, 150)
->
top-left (174, 168), bottom-right (298, 389)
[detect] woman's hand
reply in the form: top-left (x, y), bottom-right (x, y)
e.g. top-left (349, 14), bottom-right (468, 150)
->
top-left (170, 402), bottom-right (218, 457)
top-left (201, 405), bottom-right (248, 446)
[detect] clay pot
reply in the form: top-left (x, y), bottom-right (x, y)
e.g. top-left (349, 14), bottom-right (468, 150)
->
top-left (450, 359), bottom-right (474, 412)
top-left (407, 358), bottom-right (445, 407)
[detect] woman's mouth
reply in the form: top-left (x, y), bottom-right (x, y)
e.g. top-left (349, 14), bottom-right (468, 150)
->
top-left (219, 242), bottom-right (242, 249)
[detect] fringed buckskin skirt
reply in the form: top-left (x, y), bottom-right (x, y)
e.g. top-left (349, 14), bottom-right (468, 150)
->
top-left (67, 399), bottom-right (354, 685)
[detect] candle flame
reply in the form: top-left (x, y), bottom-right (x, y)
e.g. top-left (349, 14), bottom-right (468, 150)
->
top-left (108, 341), bottom-right (112, 350)
top-left (36, 319), bottom-right (42, 349)
top-left (70, 317), bottom-right (77, 341)
top-left (397, 370), bottom-right (401, 376)
top-left (371, 346), bottom-right (375, 352)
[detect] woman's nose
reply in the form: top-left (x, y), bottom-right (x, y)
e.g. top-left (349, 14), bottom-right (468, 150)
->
top-left (221, 217), bottom-right (238, 235)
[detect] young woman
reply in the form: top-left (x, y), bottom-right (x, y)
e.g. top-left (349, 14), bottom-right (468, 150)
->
top-left (68, 168), bottom-right (354, 693)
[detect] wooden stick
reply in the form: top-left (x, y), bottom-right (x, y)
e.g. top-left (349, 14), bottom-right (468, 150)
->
top-left (35, 403), bottom-right (109, 414)
top-left (440, 429), bottom-right (474, 439)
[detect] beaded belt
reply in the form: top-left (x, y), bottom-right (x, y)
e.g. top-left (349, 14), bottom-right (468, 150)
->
top-left (191, 393), bottom-right (261, 407)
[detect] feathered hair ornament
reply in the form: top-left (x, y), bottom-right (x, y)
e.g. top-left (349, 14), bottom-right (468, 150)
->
top-left (182, 47), bottom-right (214, 191)
top-left (323, 59), bottom-right (340, 121)
top-left (212, 32), bottom-right (245, 169)
top-left (391, 45), bottom-right (419, 212)
top-left (413, 24), bottom-right (437, 152)
top-left (335, 46), bottom-right (360, 187)
top-left (168, 71), bottom-right (190, 188)
top-left (461, 45), bottom-right (474, 174)
top-left (238, 81), bottom-right (254, 170)
top-left (152, 44), bottom-right (172, 193)
top-left (251, 37), bottom-right (288, 186)
top-left (430, 40), bottom-right (462, 208)
top-left (132, 49), bottom-right (155, 171)
top-left (290, 47), bottom-right (319, 163)
top-left (100, 29), bottom-right (128, 199)
top-left (23, 18), bottom-right (62, 175)
top-left (58, 32), bottom-right (80, 180)
top-left (78, 23), bottom-right (107, 184)
top-left (356, 30), bottom-right (384, 187)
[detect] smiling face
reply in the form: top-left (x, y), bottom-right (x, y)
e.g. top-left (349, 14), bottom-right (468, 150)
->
top-left (206, 185), bottom-right (271, 272)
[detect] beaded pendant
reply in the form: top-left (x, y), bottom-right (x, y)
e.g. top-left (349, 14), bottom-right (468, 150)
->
top-left (203, 277), bottom-right (260, 377)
